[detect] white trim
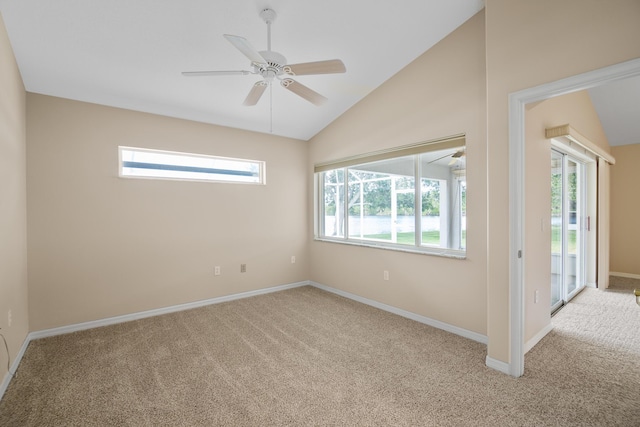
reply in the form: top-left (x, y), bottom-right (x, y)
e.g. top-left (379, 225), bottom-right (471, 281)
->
top-left (1, 279), bottom-right (487, 401)
top-left (485, 356), bottom-right (511, 375)
top-left (35, 279), bottom-right (488, 345)
top-left (313, 237), bottom-right (466, 259)
top-left (508, 58), bottom-right (640, 378)
top-left (309, 281), bottom-right (488, 344)
top-left (546, 125), bottom-right (614, 164)
top-left (550, 137), bottom-right (597, 164)
top-left (508, 88), bottom-right (526, 378)
top-left (524, 323), bottom-right (554, 354)
top-left (610, 271), bottom-right (640, 280)
top-left (0, 333), bottom-right (31, 401)
top-left (29, 281), bottom-right (309, 341)
top-left (1, 281), bottom-right (307, 401)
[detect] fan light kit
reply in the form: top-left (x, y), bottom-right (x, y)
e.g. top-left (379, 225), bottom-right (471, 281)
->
top-left (183, 8), bottom-right (346, 129)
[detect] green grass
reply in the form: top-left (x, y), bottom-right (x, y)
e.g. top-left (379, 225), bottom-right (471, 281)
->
top-left (362, 230), bottom-right (466, 247)
top-left (551, 226), bottom-right (576, 254)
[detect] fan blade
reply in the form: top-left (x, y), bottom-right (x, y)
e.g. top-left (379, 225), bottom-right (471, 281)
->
top-left (243, 81), bottom-right (268, 106)
top-left (182, 70), bottom-right (251, 77)
top-left (284, 59), bottom-right (346, 76)
top-left (427, 153), bottom-right (453, 164)
top-left (281, 79), bottom-right (327, 106)
top-left (223, 34), bottom-right (267, 65)
top-left (448, 151), bottom-right (465, 165)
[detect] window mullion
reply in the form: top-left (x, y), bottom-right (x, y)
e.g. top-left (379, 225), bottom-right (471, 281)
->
top-left (415, 155), bottom-right (422, 247)
top-left (344, 167), bottom-right (349, 240)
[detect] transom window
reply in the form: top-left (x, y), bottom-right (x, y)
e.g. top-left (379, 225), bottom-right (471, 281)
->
top-left (315, 135), bottom-right (466, 257)
top-left (119, 146), bottom-right (265, 184)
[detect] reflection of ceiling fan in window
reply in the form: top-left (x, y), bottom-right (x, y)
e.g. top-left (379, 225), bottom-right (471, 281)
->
top-left (427, 149), bottom-right (466, 166)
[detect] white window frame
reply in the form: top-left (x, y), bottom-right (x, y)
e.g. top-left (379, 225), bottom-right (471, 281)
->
top-left (314, 135), bottom-right (466, 258)
top-left (118, 146), bottom-right (265, 185)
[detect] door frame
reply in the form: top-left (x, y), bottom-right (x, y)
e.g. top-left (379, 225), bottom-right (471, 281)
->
top-left (507, 57), bottom-right (640, 378)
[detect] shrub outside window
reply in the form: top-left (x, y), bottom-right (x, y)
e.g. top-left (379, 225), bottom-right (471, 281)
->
top-left (316, 136), bottom-right (466, 257)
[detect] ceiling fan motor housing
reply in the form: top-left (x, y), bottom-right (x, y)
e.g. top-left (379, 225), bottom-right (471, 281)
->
top-left (256, 50), bottom-right (287, 80)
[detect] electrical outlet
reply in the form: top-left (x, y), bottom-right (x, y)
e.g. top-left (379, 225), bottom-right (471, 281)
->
top-left (241, 264), bottom-right (247, 273)
top-left (383, 270), bottom-right (389, 281)
top-left (8, 310), bottom-right (12, 327)
top-left (214, 266), bottom-right (221, 276)
top-left (291, 256), bottom-right (296, 264)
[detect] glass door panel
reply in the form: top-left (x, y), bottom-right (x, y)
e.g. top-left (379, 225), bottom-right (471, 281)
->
top-left (551, 151), bottom-right (563, 312)
top-left (566, 159), bottom-right (581, 298)
top-left (551, 151), bottom-right (586, 314)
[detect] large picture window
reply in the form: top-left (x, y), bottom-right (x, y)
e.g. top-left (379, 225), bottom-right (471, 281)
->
top-left (316, 136), bottom-right (466, 257)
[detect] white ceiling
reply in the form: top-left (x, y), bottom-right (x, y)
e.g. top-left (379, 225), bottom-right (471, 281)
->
top-left (588, 75), bottom-right (640, 146)
top-left (0, 0), bottom-right (484, 141)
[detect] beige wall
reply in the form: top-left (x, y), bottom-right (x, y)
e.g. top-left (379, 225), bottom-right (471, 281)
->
top-left (524, 91), bottom-right (609, 343)
top-left (486, 0), bottom-right (640, 362)
top-left (308, 12), bottom-right (487, 335)
top-left (0, 13), bottom-right (29, 381)
top-left (610, 144), bottom-right (640, 276)
top-left (27, 94), bottom-right (309, 331)
top-left (5, 0), bottom-right (640, 376)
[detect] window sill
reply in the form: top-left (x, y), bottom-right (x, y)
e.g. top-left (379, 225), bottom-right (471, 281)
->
top-left (313, 237), bottom-right (466, 259)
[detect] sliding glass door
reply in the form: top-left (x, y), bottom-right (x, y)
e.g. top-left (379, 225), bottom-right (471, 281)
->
top-left (551, 150), bottom-right (586, 313)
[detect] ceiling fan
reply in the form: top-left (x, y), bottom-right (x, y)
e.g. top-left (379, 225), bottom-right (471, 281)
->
top-left (182, 8), bottom-right (346, 107)
top-left (427, 149), bottom-right (466, 166)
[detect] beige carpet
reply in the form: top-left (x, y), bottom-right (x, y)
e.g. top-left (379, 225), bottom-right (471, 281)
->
top-left (1, 279), bottom-right (638, 426)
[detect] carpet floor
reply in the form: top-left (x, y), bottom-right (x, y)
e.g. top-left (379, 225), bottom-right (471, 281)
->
top-left (0, 278), bottom-right (638, 426)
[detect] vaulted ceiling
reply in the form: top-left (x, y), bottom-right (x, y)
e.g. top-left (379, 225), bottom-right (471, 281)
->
top-left (588, 75), bottom-right (640, 147)
top-left (0, 0), bottom-right (484, 141)
top-left (2, 1), bottom-right (637, 145)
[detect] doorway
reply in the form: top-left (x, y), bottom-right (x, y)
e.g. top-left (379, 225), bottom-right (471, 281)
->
top-left (551, 150), bottom-right (586, 313)
top-left (507, 57), bottom-right (640, 378)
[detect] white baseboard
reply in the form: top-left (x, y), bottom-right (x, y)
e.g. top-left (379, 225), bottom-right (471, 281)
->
top-left (0, 333), bottom-right (31, 402)
top-left (309, 281), bottom-right (488, 345)
top-left (610, 271), bottom-right (640, 280)
top-left (3, 279), bottom-right (492, 402)
top-left (29, 281), bottom-right (309, 341)
top-left (524, 323), bottom-right (553, 354)
top-left (485, 356), bottom-right (511, 375)
top-left (0, 281), bottom-right (309, 402)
